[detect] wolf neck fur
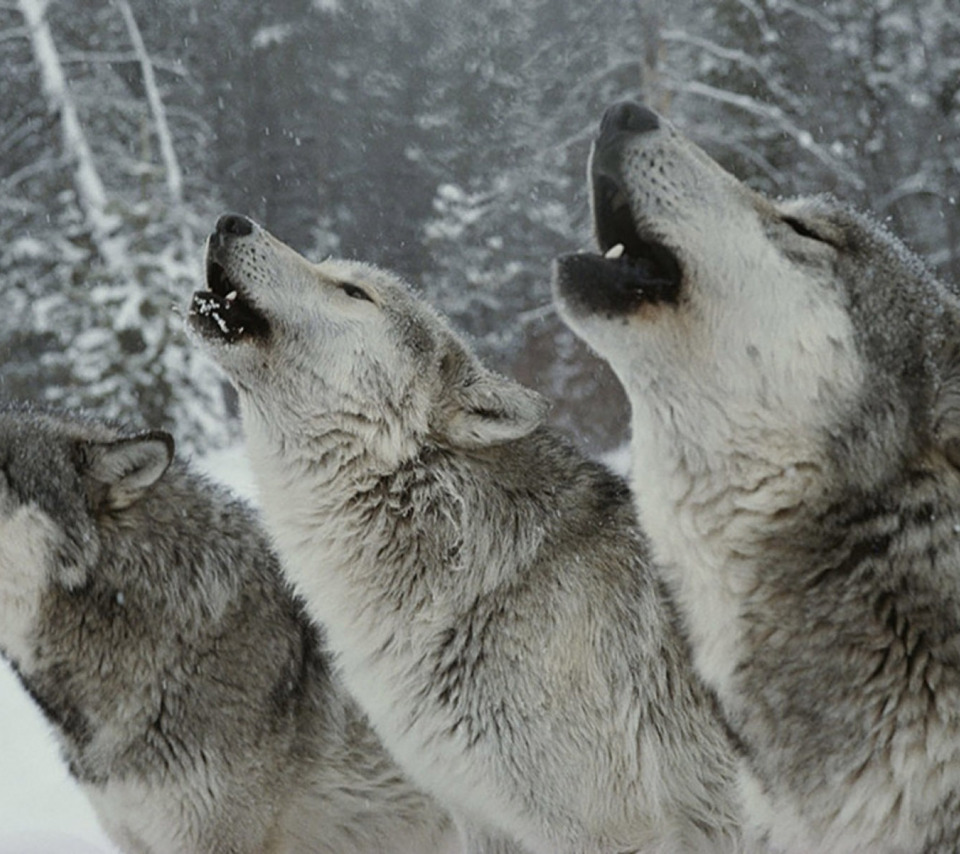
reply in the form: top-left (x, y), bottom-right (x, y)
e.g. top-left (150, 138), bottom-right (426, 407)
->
top-left (630, 399), bottom-right (828, 694)
top-left (243, 402), bottom-right (543, 657)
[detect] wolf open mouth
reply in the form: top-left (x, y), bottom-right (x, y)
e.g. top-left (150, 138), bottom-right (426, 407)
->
top-left (552, 171), bottom-right (682, 318)
top-left (591, 173), bottom-right (682, 302)
top-left (189, 254), bottom-right (270, 343)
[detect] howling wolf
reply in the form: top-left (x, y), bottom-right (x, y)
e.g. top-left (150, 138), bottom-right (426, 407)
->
top-left (187, 213), bottom-right (747, 854)
top-left (0, 404), bottom-right (460, 854)
top-left (553, 100), bottom-right (960, 853)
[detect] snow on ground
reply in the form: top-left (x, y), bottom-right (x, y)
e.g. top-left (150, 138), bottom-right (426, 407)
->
top-left (0, 662), bottom-right (116, 853)
top-left (191, 441), bottom-right (260, 502)
top-left (599, 443), bottom-right (630, 477)
top-left (0, 444), bottom-right (255, 853)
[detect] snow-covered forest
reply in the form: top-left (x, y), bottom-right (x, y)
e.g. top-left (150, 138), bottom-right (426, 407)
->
top-left (2, 0), bottom-right (958, 456)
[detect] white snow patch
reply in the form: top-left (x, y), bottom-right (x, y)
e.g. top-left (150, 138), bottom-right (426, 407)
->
top-left (0, 834), bottom-right (113, 854)
top-left (193, 442), bottom-right (260, 504)
top-left (600, 443), bottom-right (631, 477)
top-left (0, 662), bottom-right (118, 852)
top-left (7, 237), bottom-right (47, 261)
top-left (252, 23), bottom-right (294, 50)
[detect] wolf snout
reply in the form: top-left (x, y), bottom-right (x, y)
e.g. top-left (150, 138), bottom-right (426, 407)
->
top-left (208, 212), bottom-right (255, 257)
top-left (190, 212), bottom-right (271, 344)
top-left (592, 102), bottom-right (661, 184)
top-left (214, 212), bottom-right (255, 238)
top-left (599, 101), bottom-right (660, 138)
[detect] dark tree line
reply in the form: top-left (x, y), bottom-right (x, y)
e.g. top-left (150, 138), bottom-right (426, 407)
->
top-left (1, 0), bottom-right (957, 454)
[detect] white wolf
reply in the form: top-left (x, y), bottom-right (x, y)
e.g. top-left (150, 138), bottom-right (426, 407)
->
top-left (553, 101), bottom-right (960, 853)
top-left (0, 403), bottom-right (465, 854)
top-left (187, 213), bottom-right (749, 854)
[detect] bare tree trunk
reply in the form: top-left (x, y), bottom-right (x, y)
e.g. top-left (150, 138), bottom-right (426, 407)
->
top-left (114, 0), bottom-right (193, 257)
top-left (16, 0), bottom-right (128, 276)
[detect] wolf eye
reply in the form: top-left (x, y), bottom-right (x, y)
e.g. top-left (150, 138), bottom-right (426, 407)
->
top-left (340, 282), bottom-right (373, 302)
top-left (783, 217), bottom-right (826, 242)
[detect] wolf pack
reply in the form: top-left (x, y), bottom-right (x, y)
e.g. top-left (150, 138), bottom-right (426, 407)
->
top-left (2, 100), bottom-right (960, 853)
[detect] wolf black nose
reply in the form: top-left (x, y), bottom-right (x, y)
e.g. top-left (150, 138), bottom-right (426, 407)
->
top-left (215, 213), bottom-right (254, 237)
top-left (599, 102), bottom-right (660, 136)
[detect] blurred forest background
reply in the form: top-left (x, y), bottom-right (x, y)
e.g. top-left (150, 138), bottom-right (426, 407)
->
top-left (1, 0), bottom-right (958, 456)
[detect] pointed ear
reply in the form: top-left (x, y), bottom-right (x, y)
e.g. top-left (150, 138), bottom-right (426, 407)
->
top-left (434, 350), bottom-right (549, 449)
top-left (84, 431), bottom-right (174, 509)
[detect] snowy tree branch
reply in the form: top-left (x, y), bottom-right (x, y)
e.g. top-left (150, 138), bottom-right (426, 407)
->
top-left (0, 149), bottom-right (65, 192)
top-left (876, 177), bottom-right (954, 213)
top-left (695, 131), bottom-right (786, 186)
top-left (113, 0), bottom-right (192, 254)
top-left (775, 0), bottom-right (841, 34)
top-left (0, 24), bottom-right (27, 42)
top-left (661, 29), bottom-right (804, 112)
top-left (16, 0), bottom-right (129, 274)
top-left (0, 113), bottom-right (44, 156)
top-left (670, 77), bottom-right (865, 189)
top-left (59, 49), bottom-right (188, 76)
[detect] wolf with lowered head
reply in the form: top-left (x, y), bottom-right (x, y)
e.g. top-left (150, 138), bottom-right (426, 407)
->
top-left (554, 101), bottom-right (960, 853)
top-left (0, 403), bottom-right (463, 854)
top-left (188, 213), bottom-right (749, 854)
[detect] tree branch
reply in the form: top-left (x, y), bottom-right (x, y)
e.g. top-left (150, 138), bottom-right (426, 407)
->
top-left (17, 0), bottom-right (129, 274)
top-left (670, 77), bottom-right (865, 189)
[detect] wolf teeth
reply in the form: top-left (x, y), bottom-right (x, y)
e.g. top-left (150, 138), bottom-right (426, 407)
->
top-left (604, 244), bottom-right (625, 260)
top-left (225, 291), bottom-right (237, 302)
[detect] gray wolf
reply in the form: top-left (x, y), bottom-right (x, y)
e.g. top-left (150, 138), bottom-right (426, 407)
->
top-left (0, 403), bottom-right (461, 854)
top-left (553, 101), bottom-right (960, 853)
top-left (187, 214), bottom-right (747, 854)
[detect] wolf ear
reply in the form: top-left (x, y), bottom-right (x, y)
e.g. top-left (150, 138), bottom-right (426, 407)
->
top-left (434, 350), bottom-right (549, 449)
top-left (84, 431), bottom-right (174, 509)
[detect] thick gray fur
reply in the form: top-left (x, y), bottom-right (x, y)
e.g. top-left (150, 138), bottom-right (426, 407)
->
top-left (0, 403), bottom-right (467, 854)
top-left (188, 222), bottom-right (749, 854)
top-left (553, 103), bottom-right (960, 853)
